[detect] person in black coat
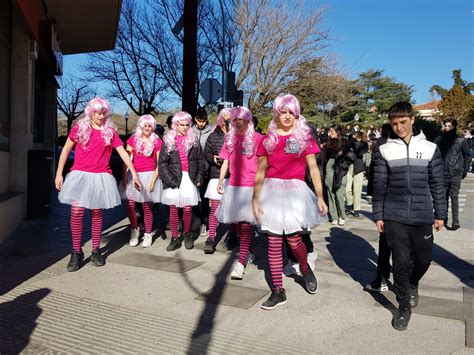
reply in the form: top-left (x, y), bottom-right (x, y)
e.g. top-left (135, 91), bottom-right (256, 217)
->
top-left (158, 111), bottom-right (206, 251)
top-left (345, 131), bottom-right (368, 217)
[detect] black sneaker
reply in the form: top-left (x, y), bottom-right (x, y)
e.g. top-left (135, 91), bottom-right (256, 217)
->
top-left (392, 307), bottom-right (411, 331)
top-left (183, 233), bottom-right (194, 250)
top-left (409, 284), bottom-right (419, 308)
top-left (351, 210), bottom-right (360, 218)
top-left (261, 288), bottom-right (287, 310)
top-left (451, 224), bottom-right (460, 231)
top-left (203, 237), bottom-right (215, 254)
top-left (91, 249), bottom-right (105, 267)
top-left (301, 268), bottom-right (318, 294)
top-left (345, 205), bottom-right (353, 215)
top-left (166, 236), bottom-right (182, 251)
top-left (67, 249), bottom-right (84, 272)
top-left (364, 276), bottom-right (389, 292)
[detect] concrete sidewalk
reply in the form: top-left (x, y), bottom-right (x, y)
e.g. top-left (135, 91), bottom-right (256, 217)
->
top-left (1, 177), bottom-right (473, 353)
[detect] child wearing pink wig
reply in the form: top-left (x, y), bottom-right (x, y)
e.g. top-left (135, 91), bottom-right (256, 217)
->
top-left (158, 111), bottom-right (206, 251)
top-left (253, 94), bottom-right (328, 310)
top-left (56, 98), bottom-right (141, 272)
top-left (120, 114), bottom-right (163, 248)
top-left (202, 108), bottom-right (232, 254)
top-left (217, 106), bottom-right (263, 279)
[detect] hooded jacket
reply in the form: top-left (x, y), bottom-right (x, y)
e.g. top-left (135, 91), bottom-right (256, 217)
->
top-left (434, 130), bottom-right (471, 178)
top-left (372, 129), bottom-right (446, 225)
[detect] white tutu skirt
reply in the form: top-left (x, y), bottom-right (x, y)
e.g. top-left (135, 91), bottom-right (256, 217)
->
top-left (119, 171), bottom-right (162, 203)
top-left (204, 178), bottom-right (228, 200)
top-left (216, 185), bottom-right (255, 224)
top-left (258, 178), bottom-right (327, 235)
top-left (59, 170), bottom-right (121, 209)
top-left (162, 172), bottom-right (200, 207)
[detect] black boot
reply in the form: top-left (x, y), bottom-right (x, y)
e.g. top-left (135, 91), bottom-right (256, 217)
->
top-left (91, 248), bottom-right (105, 267)
top-left (301, 268), bottom-right (318, 294)
top-left (392, 306), bottom-right (411, 331)
top-left (67, 249), bottom-right (84, 272)
top-left (166, 236), bottom-right (183, 251)
top-left (183, 232), bottom-right (194, 250)
top-left (203, 237), bottom-right (215, 254)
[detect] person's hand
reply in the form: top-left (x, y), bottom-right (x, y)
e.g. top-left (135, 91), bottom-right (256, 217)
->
top-left (434, 219), bottom-right (444, 232)
top-left (252, 199), bottom-right (264, 224)
top-left (317, 199), bottom-right (328, 216)
top-left (132, 174), bottom-right (142, 191)
top-left (213, 155), bottom-right (223, 166)
top-left (55, 175), bottom-right (63, 191)
top-left (147, 180), bottom-right (155, 193)
top-left (375, 220), bottom-right (384, 233)
top-left (217, 180), bottom-right (224, 194)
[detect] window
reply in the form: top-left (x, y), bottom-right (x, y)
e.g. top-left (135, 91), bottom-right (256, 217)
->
top-left (0, 1), bottom-right (10, 151)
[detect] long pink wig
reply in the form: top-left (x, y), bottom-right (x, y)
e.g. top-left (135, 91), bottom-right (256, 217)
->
top-left (163, 111), bottom-right (199, 155)
top-left (74, 97), bottom-right (117, 148)
top-left (133, 114), bottom-right (159, 157)
top-left (211, 108), bottom-right (232, 133)
top-left (264, 94), bottom-right (312, 156)
top-left (224, 106), bottom-right (255, 156)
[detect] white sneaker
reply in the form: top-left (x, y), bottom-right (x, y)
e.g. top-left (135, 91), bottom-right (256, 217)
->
top-left (129, 228), bottom-right (140, 247)
top-left (282, 261), bottom-right (300, 277)
top-left (200, 224), bottom-right (207, 236)
top-left (230, 262), bottom-right (245, 280)
top-left (331, 220), bottom-right (338, 225)
top-left (142, 233), bottom-right (153, 248)
top-left (307, 252), bottom-right (317, 271)
top-left (338, 218), bottom-right (345, 226)
top-left (246, 252), bottom-right (255, 266)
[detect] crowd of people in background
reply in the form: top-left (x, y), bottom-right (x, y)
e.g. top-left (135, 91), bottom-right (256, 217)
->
top-left (55, 95), bottom-right (472, 329)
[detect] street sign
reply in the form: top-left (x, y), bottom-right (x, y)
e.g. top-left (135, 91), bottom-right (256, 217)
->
top-left (200, 78), bottom-right (222, 104)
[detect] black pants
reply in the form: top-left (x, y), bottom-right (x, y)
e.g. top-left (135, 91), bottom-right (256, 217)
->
top-left (376, 232), bottom-right (391, 280)
top-left (445, 175), bottom-right (462, 226)
top-left (384, 220), bottom-right (434, 309)
top-left (193, 178), bottom-right (210, 227)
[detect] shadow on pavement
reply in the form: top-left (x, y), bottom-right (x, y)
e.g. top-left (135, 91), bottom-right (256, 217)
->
top-left (433, 243), bottom-right (474, 288)
top-left (0, 288), bottom-right (50, 353)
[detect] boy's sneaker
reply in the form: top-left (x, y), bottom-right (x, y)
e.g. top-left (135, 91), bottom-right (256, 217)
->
top-left (409, 284), bottom-right (419, 308)
top-left (364, 276), bottom-right (389, 292)
top-left (301, 268), bottom-right (318, 294)
top-left (338, 218), bottom-right (345, 226)
top-left (67, 249), bottom-right (84, 272)
top-left (261, 288), bottom-right (287, 310)
top-left (345, 205), bottom-right (353, 214)
top-left (129, 227), bottom-right (140, 247)
top-left (142, 233), bottom-right (153, 248)
top-left (203, 237), bottom-right (215, 254)
top-left (200, 224), bottom-right (207, 237)
top-left (392, 307), bottom-right (411, 331)
top-left (230, 261), bottom-right (245, 280)
top-left (183, 233), bottom-right (194, 250)
top-left (91, 249), bottom-right (105, 267)
top-left (166, 236), bottom-right (183, 251)
top-left (351, 210), bottom-right (360, 218)
top-left (308, 251), bottom-right (317, 270)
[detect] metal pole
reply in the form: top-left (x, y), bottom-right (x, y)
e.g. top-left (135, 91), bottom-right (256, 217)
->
top-left (219, 0), bottom-right (226, 102)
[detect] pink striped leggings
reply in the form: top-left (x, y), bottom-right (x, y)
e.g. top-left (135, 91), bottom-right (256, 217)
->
top-left (169, 205), bottom-right (192, 238)
top-left (126, 200), bottom-right (153, 234)
top-left (268, 234), bottom-right (309, 291)
top-left (70, 206), bottom-right (102, 252)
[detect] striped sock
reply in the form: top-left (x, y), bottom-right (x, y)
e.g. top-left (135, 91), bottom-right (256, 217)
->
top-left (70, 206), bottom-right (85, 252)
top-left (143, 202), bottom-right (153, 234)
top-left (126, 200), bottom-right (138, 229)
top-left (90, 209), bottom-right (103, 251)
top-left (170, 205), bottom-right (179, 238)
top-left (287, 235), bottom-right (309, 273)
top-left (183, 206), bottom-right (192, 234)
top-left (239, 223), bottom-right (252, 265)
top-left (208, 199), bottom-right (219, 240)
top-left (268, 235), bottom-right (284, 290)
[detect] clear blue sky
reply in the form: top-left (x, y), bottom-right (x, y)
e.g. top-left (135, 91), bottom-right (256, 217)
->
top-left (63, 0), bottom-right (473, 112)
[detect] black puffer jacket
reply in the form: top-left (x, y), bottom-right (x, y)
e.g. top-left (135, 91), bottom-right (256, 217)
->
top-left (204, 127), bottom-right (229, 179)
top-left (372, 129), bottom-right (446, 225)
top-left (352, 140), bottom-right (369, 174)
top-left (158, 142), bottom-right (206, 189)
top-left (434, 130), bottom-right (471, 178)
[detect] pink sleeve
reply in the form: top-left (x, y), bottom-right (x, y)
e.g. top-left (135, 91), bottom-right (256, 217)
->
top-left (256, 136), bottom-right (267, 157)
top-left (112, 131), bottom-right (124, 148)
top-left (155, 138), bottom-right (163, 154)
top-left (126, 136), bottom-right (134, 148)
top-left (305, 138), bottom-right (321, 156)
top-left (219, 144), bottom-right (230, 160)
top-left (68, 125), bottom-right (78, 141)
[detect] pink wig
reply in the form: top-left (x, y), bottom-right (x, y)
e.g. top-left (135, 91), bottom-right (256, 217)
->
top-left (264, 94), bottom-right (312, 156)
top-left (74, 97), bottom-right (117, 148)
top-left (224, 106), bottom-right (256, 156)
top-left (163, 111), bottom-right (199, 155)
top-left (133, 114), bottom-right (159, 157)
top-left (211, 108), bottom-right (232, 133)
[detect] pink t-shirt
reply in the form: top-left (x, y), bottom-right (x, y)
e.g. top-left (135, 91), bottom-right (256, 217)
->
top-left (69, 125), bottom-right (123, 174)
top-left (126, 136), bottom-right (163, 172)
top-left (219, 132), bottom-right (263, 187)
top-left (175, 134), bottom-right (189, 172)
top-left (256, 134), bottom-right (320, 181)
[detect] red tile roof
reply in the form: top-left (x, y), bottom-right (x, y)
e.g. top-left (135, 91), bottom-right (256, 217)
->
top-left (414, 100), bottom-right (440, 110)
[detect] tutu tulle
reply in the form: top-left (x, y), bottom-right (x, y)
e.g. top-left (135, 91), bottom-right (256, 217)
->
top-left (216, 185), bottom-right (254, 223)
top-left (162, 172), bottom-right (200, 207)
top-left (258, 178), bottom-right (327, 235)
top-left (59, 170), bottom-right (121, 209)
top-left (119, 171), bottom-right (162, 203)
top-left (204, 178), bottom-right (228, 200)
